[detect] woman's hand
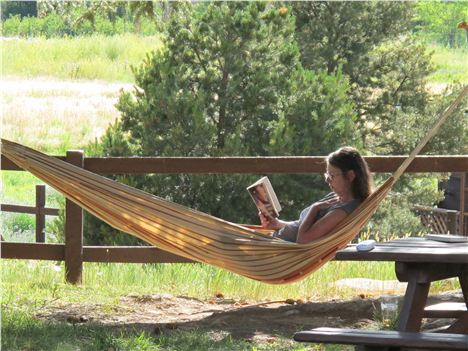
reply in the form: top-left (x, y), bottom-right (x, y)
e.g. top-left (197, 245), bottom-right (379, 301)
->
top-left (258, 212), bottom-right (285, 231)
top-left (313, 195), bottom-right (339, 210)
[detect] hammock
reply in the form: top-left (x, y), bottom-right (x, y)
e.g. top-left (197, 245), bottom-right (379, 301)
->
top-left (1, 86), bottom-right (466, 284)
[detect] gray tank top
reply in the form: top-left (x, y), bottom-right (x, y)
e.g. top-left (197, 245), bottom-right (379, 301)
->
top-left (273, 193), bottom-right (360, 242)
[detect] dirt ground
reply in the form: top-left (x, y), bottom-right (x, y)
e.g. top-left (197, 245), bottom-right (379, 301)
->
top-left (35, 291), bottom-right (463, 342)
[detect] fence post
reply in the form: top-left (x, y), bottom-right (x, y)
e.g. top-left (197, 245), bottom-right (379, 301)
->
top-left (35, 185), bottom-right (46, 243)
top-left (65, 150), bottom-right (84, 284)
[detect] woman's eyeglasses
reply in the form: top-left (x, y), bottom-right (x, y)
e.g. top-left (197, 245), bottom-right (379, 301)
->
top-left (324, 172), bottom-right (343, 181)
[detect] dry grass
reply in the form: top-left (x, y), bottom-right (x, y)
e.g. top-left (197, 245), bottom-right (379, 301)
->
top-left (1, 77), bottom-right (132, 154)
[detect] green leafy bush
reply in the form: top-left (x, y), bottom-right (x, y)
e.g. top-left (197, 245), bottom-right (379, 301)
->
top-left (1, 5), bottom-right (160, 38)
top-left (2, 14), bottom-right (21, 36)
top-left (41, 13), bottom-right (67, 37)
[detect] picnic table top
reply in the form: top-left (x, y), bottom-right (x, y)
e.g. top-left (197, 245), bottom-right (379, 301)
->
top-left (336, 237), bottom-right (468, 264)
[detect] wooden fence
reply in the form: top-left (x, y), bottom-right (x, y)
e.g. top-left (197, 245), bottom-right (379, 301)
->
top-left (413, 205), bottom-right (459, 234)
top-left (1, 153), bottom-right (468, 284)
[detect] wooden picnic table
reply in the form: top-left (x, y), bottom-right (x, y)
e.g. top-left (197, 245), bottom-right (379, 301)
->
top-left (335, 237), bottom-right (468, 334)
top-left (294, 237), bottom-right (468, 350)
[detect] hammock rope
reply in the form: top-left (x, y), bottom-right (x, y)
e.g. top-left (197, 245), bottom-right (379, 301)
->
top-left (2, 86), bottom-right (466, 284)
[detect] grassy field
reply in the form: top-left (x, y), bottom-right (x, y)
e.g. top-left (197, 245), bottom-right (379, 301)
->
top-left (0, 260), bottom-right (395, 304)
top-left (2, 78), bottom-right (128, 154)
top-left (428, 45), bottom-right (468, 84)
top-left (1, 35), bottom-right (465, 350)
top-left (2, 34), bottom-right (161, 82)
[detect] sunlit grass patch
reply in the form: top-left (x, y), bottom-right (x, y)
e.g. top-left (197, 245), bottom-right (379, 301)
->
top-left (428, 45), bottom-right (468, 84)
top-left (1, 307), bottom-right (319, 351)
top-left (1, 78), bottom-right (127, 154)
top-left (1, 259), bottom-right (398, 305)
top-left (2, 34), bottom-right (161, 82)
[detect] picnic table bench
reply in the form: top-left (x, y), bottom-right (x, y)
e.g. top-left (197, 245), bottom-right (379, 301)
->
top-left (294, 327), bottom-right (468, 350)
top-left (294, 237), bottom-right (468, 350)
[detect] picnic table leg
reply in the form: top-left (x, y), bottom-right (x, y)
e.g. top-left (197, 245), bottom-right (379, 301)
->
top-left (445, 311), bottom-right (468, 334)
top-left (459, 271), bottom-right (468, 305)
top-left (395, 263), bottom-right (430, 332)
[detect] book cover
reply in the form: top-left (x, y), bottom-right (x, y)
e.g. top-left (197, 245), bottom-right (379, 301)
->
top-left (247, 176), bottom-right (281, 218)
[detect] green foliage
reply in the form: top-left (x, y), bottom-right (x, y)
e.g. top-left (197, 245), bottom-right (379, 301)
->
top-left (4, 2), bottom-right (463, 244)
top-left (45, 196), bottom-right (65, 243)
top-left (1, 1), bottom-right (162, 37)
top-left (355, 37), bottom-right (435, 152)
top-left (1, 13), bottom-right (22, 34)
top-left (1, 213), bottom-right (34, 241)
top-left (425, 85), bottom-right (468, 154)
top-left (415, 1), bottom-right (468, 48)
top-left (292, 2), bottom-right (414, 77)
top-left (268, 67), bottom-right (357, 218)
top-left (87, 2), bottom-right (357, 244)
top-left (41, 13), bottom-right (67, 36)
top-left (84, 1), bottom-right (464, 244)
top-left (270, 68), bottom-right (357, 156)
top-left (366, 175), bottom-right (436, 238)
top-left (122, 2), bottom-right (299, 157)
top-left (289, 2), bottom-right (465, 238)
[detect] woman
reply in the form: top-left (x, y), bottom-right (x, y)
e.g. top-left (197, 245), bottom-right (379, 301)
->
top-left (259, 146), bottom-right (373, 244)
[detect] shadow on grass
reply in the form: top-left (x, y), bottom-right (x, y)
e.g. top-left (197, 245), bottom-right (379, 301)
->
top-left (2, 308), bottom-right (317, 351)
top-left (1, 300), bottom-right (369, 351)
top-left (3, 299), bottom-right (376, 351)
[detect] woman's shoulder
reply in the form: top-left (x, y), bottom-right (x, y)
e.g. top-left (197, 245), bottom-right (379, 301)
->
top-left (331, 198), bottom-right (361, 214)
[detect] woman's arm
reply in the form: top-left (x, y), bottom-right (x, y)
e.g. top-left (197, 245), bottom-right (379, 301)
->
top-left (298, 196), bottom-right (338, 235)
top-left (258, 212), bottom-right (292, 231)
top-left (296, 209), bottom-right (348, 244)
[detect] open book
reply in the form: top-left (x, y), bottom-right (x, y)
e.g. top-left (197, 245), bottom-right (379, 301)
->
top-left (247, 176), bottom-right (281, 218)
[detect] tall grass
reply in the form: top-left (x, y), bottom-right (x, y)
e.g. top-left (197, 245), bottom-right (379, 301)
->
top-left (2, 34), bottom-right (161, 82)
top-left (428, 45), bottom-right (468, 84)
top-left (2, 78), bottom-right (126, 153)
top-left (1, 259), bottom-right (457, 305)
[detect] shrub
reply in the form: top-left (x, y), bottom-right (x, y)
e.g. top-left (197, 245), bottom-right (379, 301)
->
top-left (17, 16), bottom-right (41, 37)
top-left (1, 11), bottom-right (159, 38)
top-left (94, 15), bottom-right (115, 36)
top-left (2, 15), bottom-right (22, 36)
top-left (41, 13), bottom-right (67, 37)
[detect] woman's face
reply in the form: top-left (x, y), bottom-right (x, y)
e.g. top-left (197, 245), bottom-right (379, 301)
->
top-left (325, 164), bottom-right (353, 195)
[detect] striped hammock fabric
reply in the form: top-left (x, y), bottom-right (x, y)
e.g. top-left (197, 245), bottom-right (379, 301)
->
top-left (1, 86), bottom-right (465, 284)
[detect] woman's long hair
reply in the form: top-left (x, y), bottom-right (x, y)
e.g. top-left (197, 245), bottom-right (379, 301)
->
top-left (327, 146), bottom-right (373, 201)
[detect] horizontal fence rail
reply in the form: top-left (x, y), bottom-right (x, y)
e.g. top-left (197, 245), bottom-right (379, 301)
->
top-left (2, 155), bottom-right (468, 174)
top-left (1, 185), bottom-right (59, 243)
top-left (0, 204), bottom-right (59, 216)
top-left (1, 242), bottom-right (193, 263)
